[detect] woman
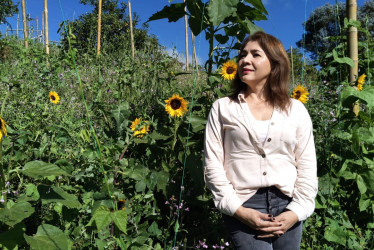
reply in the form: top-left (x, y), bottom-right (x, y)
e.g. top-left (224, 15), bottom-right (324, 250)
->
top-left (204, 31), bottom-right (318, 249)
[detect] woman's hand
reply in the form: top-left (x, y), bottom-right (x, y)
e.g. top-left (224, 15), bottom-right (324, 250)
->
top-left (233, 206), bottom-right (283, 235)
top-left (257, 210), bottom-right (299, 238)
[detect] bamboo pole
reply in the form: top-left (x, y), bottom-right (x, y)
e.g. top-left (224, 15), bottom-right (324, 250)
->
top-left (36, 16), bottom-right (39, 42)
top-left (17, 12), bottom-right (19, 38)
top-left (184, 0), bottom-right (189, 71)
top-left (28, 13), bottom-right (31, 38)
top-left (44, 0), bottom-right (49, 55)
top-left (128, 1), bottom-right (135, 59)
top-left (290, 46), bottom-right (295, 86)
top-left (97, 0), bottom-right (102, 55)
top-left (42, 11), bottom-right (45, 45)
top-left (21, 0), bottom-right (28, 48)
top-left (347, 0), bottom-right (358, 84)
top-left (191, 31), bottom-right (199, 76)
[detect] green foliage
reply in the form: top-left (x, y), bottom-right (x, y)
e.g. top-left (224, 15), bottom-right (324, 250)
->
top-left (0, 0), bottom-right (18, 26)
top-left (59, 0), bottom-right (157, 56)
top-left (297, 0), bottom-right (374, 59)
top-left (148, 0), bottom-right (268, 75)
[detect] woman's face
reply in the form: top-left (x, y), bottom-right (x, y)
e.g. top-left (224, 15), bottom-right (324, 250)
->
top-left (238, 41), bottom-right (271, 87)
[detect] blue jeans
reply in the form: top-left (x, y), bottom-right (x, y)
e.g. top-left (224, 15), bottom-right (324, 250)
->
top-left (223, 186), bottom-right (302, 250)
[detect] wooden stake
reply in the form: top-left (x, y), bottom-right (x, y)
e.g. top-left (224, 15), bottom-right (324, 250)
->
top-left (36, 16), bottom-right (39, 42)
top-left (290, 46), bottom-right (295, 86)
top-left (128, 1), bottom-right (135, 59)
top-left (17, 12), bottom-right (19, 38)
top-left (347, 0), bottom-right (358, 84)
top-left (184, 0), bottom-right (189, 71)
top-left (191, 31), bottom-right (199, 77)
top-left (44, 0), bottom-right (49, 55)
top-left (21, 0), bottom-right (28, 48)
top-left (97, 0), bottom-right (102, 55)
top-left (42, 11), bottom-right (45, 45)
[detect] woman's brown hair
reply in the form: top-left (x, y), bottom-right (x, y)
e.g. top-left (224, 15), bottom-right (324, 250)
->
top-left (230, 31), bottom-right (291, 112)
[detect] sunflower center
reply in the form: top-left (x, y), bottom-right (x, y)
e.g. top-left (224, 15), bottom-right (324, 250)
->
top-left (226, 66), bottom-right (235, 74)
top-left (294, 91), bottom-right (301, 99)
top-left (170, 99), bottom-right (181, 110)
top-left (51, 95), bottom-right (56, 101)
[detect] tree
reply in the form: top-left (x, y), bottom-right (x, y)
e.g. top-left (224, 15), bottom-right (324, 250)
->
top-left (0, 0), bottom-right (18, 26)
top-left (297, 0), bottom-right (374, 59)
top-left (59, 0), bottom-right (158, 55)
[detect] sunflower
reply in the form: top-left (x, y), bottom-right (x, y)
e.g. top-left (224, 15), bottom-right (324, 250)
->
top-left (292, 84), bottom-right (309, 104)
top-left (357, 74), bottom-right (366, 91)
top-left (220, 60), bottom-right (237, 80)
top-left (0, 116), bottom-right (8, 142)
top-left (130, 118), bottom-right (150, 138)
top-left (164, 94), bottom-right (189, 118)
top-left (117, 200), bottom-right (126, 211)
top-left (49, 91), bottom-right (60, 104)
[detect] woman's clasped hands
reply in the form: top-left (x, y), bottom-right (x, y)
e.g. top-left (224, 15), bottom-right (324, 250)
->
top-left (233, 207), bottom-right (299, 238)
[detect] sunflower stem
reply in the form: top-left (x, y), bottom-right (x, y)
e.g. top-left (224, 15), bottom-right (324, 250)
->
top-left (0, 140), bottom-right (6, 205)
top-left (171, 119), bottom-right (180, 151)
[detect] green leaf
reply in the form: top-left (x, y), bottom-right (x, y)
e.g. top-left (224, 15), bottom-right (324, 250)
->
top-left (242, 17), bottom-right (263, 34)
top-left (111, 210), bottom-right (127, 234)
top-left (39, 186), bottom-right (82, 209)
top-left (135, 180), bottom-right (146, 193)
top-left (341, 86), bottom-right (374, 108)
top-left (187, 0), bottom-right (209, 36)
top-left (0, 222), bottom-right (26, 249)
top-left (359, 196), bottom-right (371, 212)
top-left (332, 49), bottom-right (355, 68)
top-left (148, 221), bottom-right (162, 236)
top-left (147, 3), bottom-right (186, 23)
top-left (156, 170), bottom-right (169, 194)
top-left (24, 224), bottom-right (70, 250)
top-left (324, 220), bottom-right (347, 245)
top-left (356, 175), bottom-right (367, 194)
top-left (214, 34), bottom-right (229, 44)
top-left (111, 102), bottom-right (131, 132)
top-left (0, 201), bottom-right (35, 227)
top-left (87, 206), bottom-right (112, 231)
top-left (244, 0), bottom-right (268, 15)
top-left (208, 0), bottom-right (239, 26)
top-left (21, 161), bottom-right (69, 179)
top-left (189, 115), bottom-right (207, 132)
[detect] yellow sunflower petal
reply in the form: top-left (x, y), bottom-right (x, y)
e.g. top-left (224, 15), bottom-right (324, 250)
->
top-left (49, 91), bottom-right (60, 104)
top-left (220, 60), bottom-right (237, 80)
top-left (0, 117), bottom-right (7, 142)
top-left (291, 84), bottom-right (309, 104)
top-left (165, 94), bottom-right (189, 118)
top-left (357, 74), bottom-right (366, 91)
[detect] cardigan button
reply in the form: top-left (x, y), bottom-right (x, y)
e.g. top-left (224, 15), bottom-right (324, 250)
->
top-left (267, 138), bottom-right (271, 142)
top-left (271, 122), bottom-right (275, 125)
top-left (261, 154), bottom-right (266, 158)
top-left (263, 171), bottom-right (267, 176)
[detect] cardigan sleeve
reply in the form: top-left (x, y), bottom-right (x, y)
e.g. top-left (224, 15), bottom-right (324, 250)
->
top-left (286, 101), bottom-right (318, 221)
top-left (203, 101), bottom-right (243, 216)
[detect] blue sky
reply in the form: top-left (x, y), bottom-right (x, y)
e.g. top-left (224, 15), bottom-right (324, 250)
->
top-left (0, 0), bottom-right (366, 64)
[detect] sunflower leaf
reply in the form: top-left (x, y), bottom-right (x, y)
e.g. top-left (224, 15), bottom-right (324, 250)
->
top-left (24, 224), bottom-right (70, 250)
top-left (207, 0), bottom-right (239, 26)
top-left (21, 161), bottom-right (69, 179)
top-left (147, 3), bottom-right (186, 23)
